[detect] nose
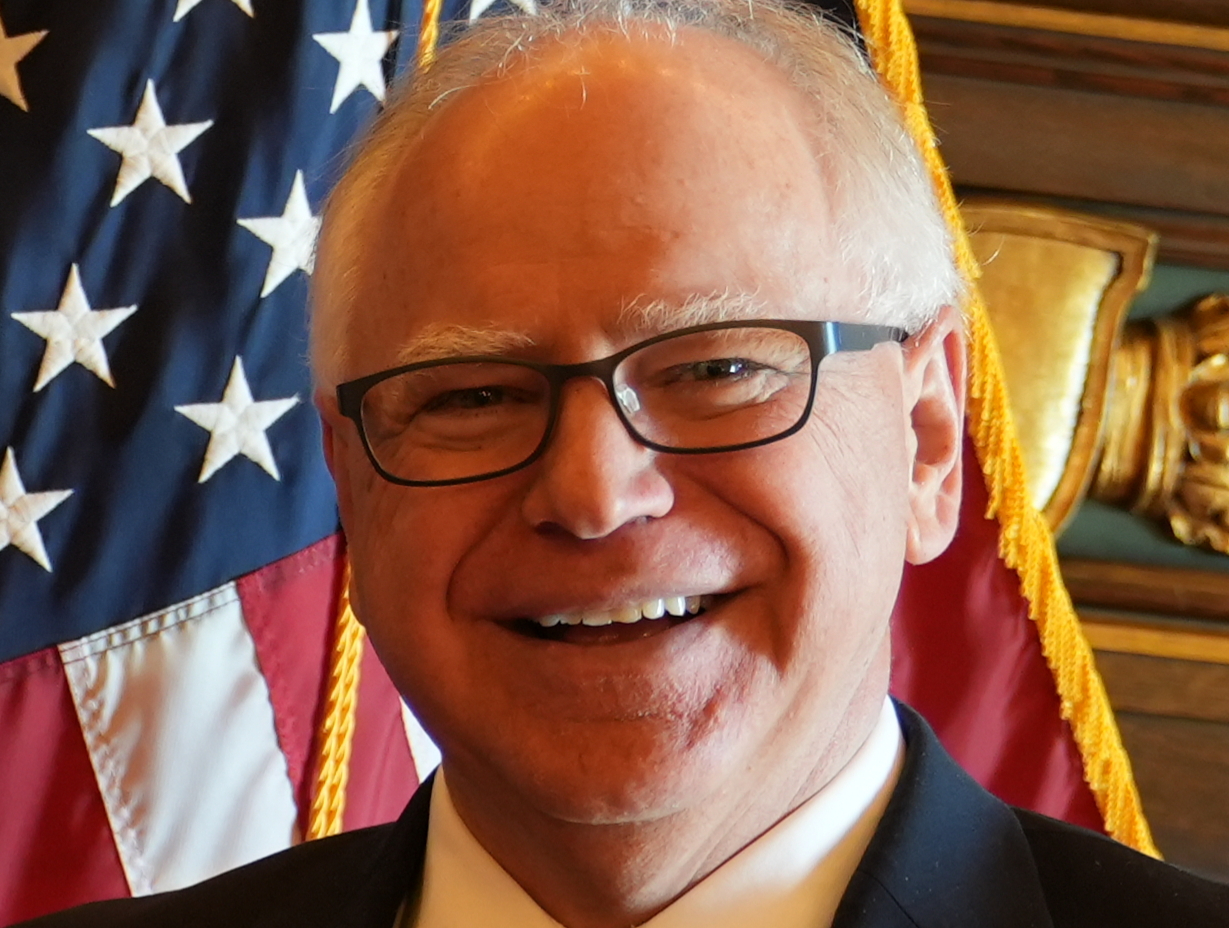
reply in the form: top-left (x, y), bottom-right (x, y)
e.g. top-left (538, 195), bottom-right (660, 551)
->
top-left (520, 378), bottom-right (675, 540)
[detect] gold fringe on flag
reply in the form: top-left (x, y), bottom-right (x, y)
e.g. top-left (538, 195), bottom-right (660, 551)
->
top-left (306, 562), bottom-right (366, 841)
top-left (853, 0), bottom-right (1157, 855)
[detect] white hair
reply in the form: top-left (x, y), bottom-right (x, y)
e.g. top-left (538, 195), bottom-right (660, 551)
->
top-left (310, 0), bottom-right (961, 388)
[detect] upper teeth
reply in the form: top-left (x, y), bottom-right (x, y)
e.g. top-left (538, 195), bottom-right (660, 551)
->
top-left (536, 595), bottom-right (708, 628)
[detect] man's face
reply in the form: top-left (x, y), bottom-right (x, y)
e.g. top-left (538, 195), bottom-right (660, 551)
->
top-left (321, 31), bottom-right (961, 831)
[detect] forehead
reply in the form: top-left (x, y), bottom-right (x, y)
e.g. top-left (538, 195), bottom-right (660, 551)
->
top-left (347, 27), bottom-right (846, 372)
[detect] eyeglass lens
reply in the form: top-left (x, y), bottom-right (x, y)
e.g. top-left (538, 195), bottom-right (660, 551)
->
top-left (359, 326), bottom-right (814, 484)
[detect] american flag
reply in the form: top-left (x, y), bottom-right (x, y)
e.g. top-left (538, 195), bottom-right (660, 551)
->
top-left (0, 0), bottom-right (514, 919)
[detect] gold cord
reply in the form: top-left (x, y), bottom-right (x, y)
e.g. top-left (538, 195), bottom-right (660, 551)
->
top-left (416, 0), bottom-right (445, 70)
top-left (306, 561), bottom-right (366, 841)
top-left (853, 0), bottom-right (1157, 855)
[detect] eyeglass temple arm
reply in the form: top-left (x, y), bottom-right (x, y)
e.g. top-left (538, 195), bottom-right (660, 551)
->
top-left (828, 322), bottom-right (909, 352)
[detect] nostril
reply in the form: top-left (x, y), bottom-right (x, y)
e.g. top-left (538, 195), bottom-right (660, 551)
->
top-left (530, 519), bottom-right (579, 539)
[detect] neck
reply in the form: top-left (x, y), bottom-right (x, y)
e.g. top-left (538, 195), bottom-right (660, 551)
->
top-left (441, 689), bottom-right (888, 928)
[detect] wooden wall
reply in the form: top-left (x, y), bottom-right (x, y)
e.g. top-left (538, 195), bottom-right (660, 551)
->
top-left (1066, 561), bottom-right (1229, 881)
top-left (1067, 560), bottom-right (1229, 880)
top-left (1098, 651), bottom-right (1229, 879)
top-left (908, 0), bottom-right (1229, 270)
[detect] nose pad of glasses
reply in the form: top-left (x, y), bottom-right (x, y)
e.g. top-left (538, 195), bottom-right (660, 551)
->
top-left (615, 383), bottom-right (642, 415)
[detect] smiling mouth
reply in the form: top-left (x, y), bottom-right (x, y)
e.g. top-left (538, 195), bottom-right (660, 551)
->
top-left (510, 594), bottom-right (716, 643)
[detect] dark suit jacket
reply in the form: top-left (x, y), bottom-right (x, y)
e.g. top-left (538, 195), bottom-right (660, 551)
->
top-left (23, 704), bottom-right (1229, 928)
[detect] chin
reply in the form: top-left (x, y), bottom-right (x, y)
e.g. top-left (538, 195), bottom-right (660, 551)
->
top-left (459, 712), bottom-right (746, 827)
top-left (532, 764), bottom-right (727, 827)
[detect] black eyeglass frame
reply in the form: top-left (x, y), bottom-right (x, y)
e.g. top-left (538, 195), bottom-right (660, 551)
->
top-left (336, 318), bottom-right (908, 487)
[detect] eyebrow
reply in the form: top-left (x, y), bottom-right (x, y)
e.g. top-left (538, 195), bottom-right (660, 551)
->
top-left (394, 323), bottom-right (536, 366)
top-left (615, 292), bottom-right (767, 337)
top-left (392, 292), bottom-right (765, 365)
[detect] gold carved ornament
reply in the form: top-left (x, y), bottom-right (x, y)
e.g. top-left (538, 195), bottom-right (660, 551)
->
top-left (1094, 295), bottom-right (1229, 554)
top-left (963, 201), bottom-right (1156, 534)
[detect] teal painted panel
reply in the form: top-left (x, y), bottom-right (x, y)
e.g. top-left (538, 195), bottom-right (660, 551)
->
top-left (1057, 500), bottom-right (1229, 572)
top-left (1130, 264), bottom-right (1229, 319)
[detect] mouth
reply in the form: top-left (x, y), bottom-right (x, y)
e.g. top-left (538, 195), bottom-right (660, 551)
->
top-left (508, 594), bottom-right (717, 644)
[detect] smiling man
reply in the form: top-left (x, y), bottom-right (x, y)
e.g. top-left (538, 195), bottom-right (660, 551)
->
top-left (23, 1), bottom-right (1229, 927)
top-left (312, 7), bottom-right (963, 926)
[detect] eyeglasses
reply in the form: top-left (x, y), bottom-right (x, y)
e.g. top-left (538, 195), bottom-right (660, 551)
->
top-left (336, 319), bottom-right (907, 487)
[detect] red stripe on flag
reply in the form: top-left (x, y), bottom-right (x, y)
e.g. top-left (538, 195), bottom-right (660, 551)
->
top-left (342, 636), bottom-right (418, 832)
top-left (0, 648), bottom-right (129, 924)
top-left (892, 441), bottom-right (1104, 831)
top-left (237, 535), bottom-right (344, 833)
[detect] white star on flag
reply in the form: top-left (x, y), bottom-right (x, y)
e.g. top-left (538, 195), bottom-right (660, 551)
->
top-left (87, 80), bottom-right (213, 206)
top-left (468, 0), bottom-right (536, 22)
top-left (312, 0), bottom-right (398, 113)
top-left (0, 12), bottom-right (47, 112)
top-left (237, 170), bottom-right (320, 298)
top-left (173, 0), bottom-right (255, 23)
top-left (175, 356), bottom-right (299, 483)
top-left (12, 264), bottom-right (138, 392)
top-left (0, 447), bottom-right (73, 572)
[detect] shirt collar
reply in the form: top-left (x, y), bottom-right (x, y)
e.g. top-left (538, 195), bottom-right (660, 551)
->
top-left (411, 697), bottom-right (903, 928)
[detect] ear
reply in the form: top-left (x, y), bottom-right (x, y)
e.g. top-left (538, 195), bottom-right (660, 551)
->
top-left (315, 388), bottom-right (356, 528)
top-left (902, 303), bottom-right (966, 565)
top-left (315, 388), bottom-right (342, 476)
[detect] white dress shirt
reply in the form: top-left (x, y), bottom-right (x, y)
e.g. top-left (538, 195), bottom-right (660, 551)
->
top-left (408, 697), bottom-right (903, 928)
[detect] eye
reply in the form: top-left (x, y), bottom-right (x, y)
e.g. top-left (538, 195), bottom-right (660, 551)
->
top-left (692, 358), bottom-right (760, 380)
top-left (421, 385), bottom-right (509, 412)
top-left (671, 357), bottom-right (769, 383)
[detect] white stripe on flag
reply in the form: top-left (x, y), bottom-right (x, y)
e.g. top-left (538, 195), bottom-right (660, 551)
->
top-left (401, 699), bottom-right (441, 777)
top-left (59, 581), bottom-right (298, 896)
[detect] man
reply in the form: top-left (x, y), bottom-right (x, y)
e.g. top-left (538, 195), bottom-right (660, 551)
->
top-left (24, 0), bottom-right (1229, 926)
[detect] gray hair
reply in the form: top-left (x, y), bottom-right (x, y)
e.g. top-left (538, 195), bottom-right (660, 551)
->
top-left (310, 0), bottom-right (961, 388)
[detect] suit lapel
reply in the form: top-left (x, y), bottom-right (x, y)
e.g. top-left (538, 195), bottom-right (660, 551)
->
top-left (832, 706), bottom-right (1055, 928)
top-left (316, 774), bottom-right (436, 928)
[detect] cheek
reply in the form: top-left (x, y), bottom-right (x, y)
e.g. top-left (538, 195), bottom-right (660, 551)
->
top-left (342, 483), bottom-right (493, 742)
top-left (343, 475), bottom-right (494, 649)
top-left (808, 363), bottom-right (912, 537)
top-left (728, 374), bottom-right (911, 665)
